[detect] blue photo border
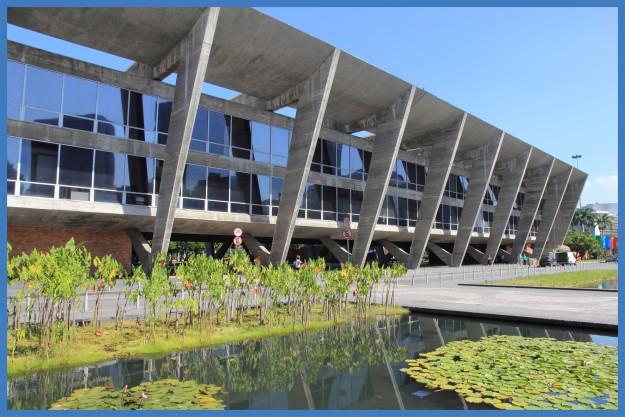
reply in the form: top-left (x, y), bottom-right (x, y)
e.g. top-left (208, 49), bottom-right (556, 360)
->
top-left (0, 0), bottom-right (622, 415)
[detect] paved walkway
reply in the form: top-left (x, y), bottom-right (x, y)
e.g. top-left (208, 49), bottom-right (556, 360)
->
top-left (382, 284), bottom-right (617, 330)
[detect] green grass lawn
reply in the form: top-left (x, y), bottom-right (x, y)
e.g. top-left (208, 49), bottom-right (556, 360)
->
top-left (8, 304), bottom-right (408, 378)
top-left (485, 269), bottom-right (617, 289)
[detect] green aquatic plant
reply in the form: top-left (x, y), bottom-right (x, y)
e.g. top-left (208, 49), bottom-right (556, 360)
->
top-left (49, 379), bottom-right (226, 410)
top-left (400, 335), bottom-right (618, 410)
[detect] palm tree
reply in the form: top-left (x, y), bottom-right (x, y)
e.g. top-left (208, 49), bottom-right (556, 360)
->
top-left (595, 213), bottom-right (614, 236)
top-left (572, 208), bottom-right (597, 233)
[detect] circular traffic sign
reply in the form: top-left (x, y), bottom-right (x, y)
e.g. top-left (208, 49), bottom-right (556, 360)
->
top-left (342, 229), bottom-right (352, 239)
top-left (233, 236), bottom-right (243, 246)
top-left (233, 227), bottom-right (243, 237)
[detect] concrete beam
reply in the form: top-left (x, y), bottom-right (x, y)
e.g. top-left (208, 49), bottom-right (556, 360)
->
top-left (510, 159), bottom-right (555, 260)
top-left (379, 239), bottom-right (408, 264)
top-left (545, 175), bottom-right (587, 252)
top-left (484, 148), bottom-right (532, 262)
top-left (427, 242), bottom-right (452, 266)
top-left (351, 87), bottom-right (417, 267)
top-left (407, 113), bottom-right (467, 268)
top-left (465, 245), bottom-right (488, 264)
top-left (269, 49), bottom-right (341, 265)
top-left (320, 238), bottom-right (350, 264)
top-left (531, 167), bottom-right (573, 260)
top-left (127, 228), bottom-right (152, 272)
top-left (243, 234), bottom-right (271, 265)
top-left (214, 241), bottom-right (230, 259)
top-left (127, 8), bottom-right (220, 81)
top-left (451, 133), bottom-right (504, 267)
top-left (152, 9), bottom-right (220, 254)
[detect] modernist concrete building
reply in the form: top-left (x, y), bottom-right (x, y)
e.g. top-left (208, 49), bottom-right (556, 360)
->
top-left (6, 7), bottom-right (586, 270)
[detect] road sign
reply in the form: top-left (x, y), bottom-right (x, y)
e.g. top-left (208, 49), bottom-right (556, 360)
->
top-left (342, 217), bottom-right (351, 232)
top-left (233, 227), bottom-right (243, 237)
top-left (342, 229), bottom-right (352, 239)
top-left (233, 236), bottom-right (243, 246)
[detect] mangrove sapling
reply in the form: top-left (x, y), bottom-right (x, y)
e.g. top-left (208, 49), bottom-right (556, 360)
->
top-left (91, 255), bottom-right (124, 334)
top-left (116, 266), bottom-right (145, 331)
top-left (141, 253), bottom-right (173, 341)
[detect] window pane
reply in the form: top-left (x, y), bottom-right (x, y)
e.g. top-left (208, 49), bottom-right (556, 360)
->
top-left (94, 151), bottom-right (126, 191)
top-left (209, 112), bottom-right (230, 146)
top-left (351, 190), bottom-right (363, 214)
top-left (251, 174), bottom-right (271, 205)
top-left (157, 98), bottom-right (172, 134)
top-left (8, 61), bottom-right (24, 106)
top-left (154, 160), bottom-right (163, 194)
top-left (128, 91), bottom-right (157, 132)
top-left (338, 188), bottom-right (350, 213)
top-left (322, 140), bottom-right (337, 167)
top-left (7, 137), bottom-right (20, 180)
top-left (25, 66), bottom-right (62, 112)
top-left (192, 108), bottom-right (209, 141)
top-left (182, 164), bottom-right (207, 199)
top-left (96, 84), bottom-right (128, 126)
top-left (63, 75), bottom-right (97, 118)
top-left (25, 108), bottom-right (59, 126)
top-left (231, 117), bottom-right (251, 150)
top-left (252, 121), bottom-right (271, 156)
top-left (126, 156), bottom-right (154, 194)
top-left (94, 190), bottom-right (122, 204)
top-left (322, 186), bottom-right (336, 212)
top-left (63, 115), bottom-right (94, 132)
top-left (337, 144), bottom-right (351, 177)
top-left (306, 183), bottom-right (322, 210)
top-left (271, 126), bottom-right (290, 157)
top-left (207, 167), bottom-right (229, 201)
top-left (59, 145), bottom-right (93, 187)
top-left (271, 176), bottom-right (283, 206)
top-left (20, 139), bottom-right (58, 184)
top-left (349, 147), bottom-right (364, 180)
top-left (230, 171), bottom-right (250, 203)
top-left (21, 183), bottom-right (54, 198)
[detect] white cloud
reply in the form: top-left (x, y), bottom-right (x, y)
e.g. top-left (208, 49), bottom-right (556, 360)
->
top-left (582, 175), bottom-right (618, 203)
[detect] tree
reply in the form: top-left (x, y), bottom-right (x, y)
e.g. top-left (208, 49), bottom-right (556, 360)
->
top-left (595, 213), bottom-right (614, 236)
top-left (572, 207), bottom-right (597, 233)
top-left (564, 230), bottom-right (603, 259)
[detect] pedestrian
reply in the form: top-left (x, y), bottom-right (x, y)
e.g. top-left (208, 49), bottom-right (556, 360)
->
top-left (487, 255), bottom-right (493, 266)
top-left (292, 255), bottom-right (303, 270)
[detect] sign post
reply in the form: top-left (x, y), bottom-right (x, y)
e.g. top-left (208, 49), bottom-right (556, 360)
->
top-left (233, 228), bottom-right (243, 247)
top-left (342, 217), bottom-right (352, 263)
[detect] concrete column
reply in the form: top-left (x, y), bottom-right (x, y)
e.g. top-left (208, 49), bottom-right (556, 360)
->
top-left (243, 235), bottom-right (271, 265)
top-left (531, 167), bottom-right (573, 261)
top-left (151, 9), bottom-right (220, 254)
top-left (451, 133), bottom-right (504, 267)
top-left (320, 238), bottom-right (350, 264)
top-left (127, 229), bottom-right (152, 272)
top-left (510, 159), bottom-right (555, 260)
top-left (545, 174), bottom-right (587, 252)
top-left (407, 113), bottom-right (467, 268)
top-left (270, 49), bottom-right (341, 265)
top-left (484, 148), bottom-right (532, 262)
top-left (351, 87), bottom-right (416, 267)
top-left (379, 239), bottom-right (409, 264)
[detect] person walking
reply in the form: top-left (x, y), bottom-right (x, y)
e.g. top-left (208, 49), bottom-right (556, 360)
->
top-left (292, 255), bottom-right (303, 270)
top-left (487, 255), bottom-right (493, 266)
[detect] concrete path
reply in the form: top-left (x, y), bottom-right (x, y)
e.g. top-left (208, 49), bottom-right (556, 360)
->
top-left (384, 285), bottom-right (617, 330)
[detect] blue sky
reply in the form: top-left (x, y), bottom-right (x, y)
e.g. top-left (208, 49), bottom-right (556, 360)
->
top-left (8, 7), bottom-right (618, 204)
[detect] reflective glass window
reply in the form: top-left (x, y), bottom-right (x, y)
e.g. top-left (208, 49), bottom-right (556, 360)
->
top-left (19, 139), bottom-right (58, 184)
top-left (251, 174), bottom-right (271, 205)
top-left (94, 151), bottom-right (126, 191)
top-left (338, 188), bottom-right (350, 214)
top-left (231, 117), bottom-right (252, 151)
top-left (306, 183), bottom-right (322, 210)
top-left (209, 112), bottom-right (230, 146)
top-left (24, 107), bottom-right (59, 126)
top-left (271, 126), bottom-right (290, 157)
top-left (207, 167), bottom-right (229, 202)
top-left (7, 136), bottom-right (20, 180)
top-left (8, 61), bottom-right (24, 107)
top-left (157, 98), bottom-right (172, 133)
top-left (25, 66), bottom-right (63, 112)
top-left (128, 91), bottom-right (157, 132)
top-left (182, 164), bottom-right (207, 199)
top-left (96, 84), bottom-right (128, 127)
top-left (192, 108), bottom-right (209, 141)
top-left (323, 186), bottom-right (336, 213)
top-left (63, 75), bottom-right (97, 119)
top-left (251, 121), bottom-right (271, 163)
top-left (337, 144), bottom-right (351, 177)
top-left (271, 177), bottom-right (283, 205)
top-left (230, 171), bottom-right (250, 203)
top-left (126, 156), bottom-right (154, 194)
top-left (351, 190), bottom-right (363, 214)
top-left (154, 160), bottom-right (163, 195)
top-left (59, 145), bottom-right (93, 187)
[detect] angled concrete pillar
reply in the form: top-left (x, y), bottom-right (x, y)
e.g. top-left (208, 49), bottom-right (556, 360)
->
top-left (351, 87), bottom-right (417, 266)
top-left (407, 113), bottom-right (467, 268)
top-left (320, 238), bottom-right (350, 264)
top-left (545, 174), bottom-right (587, 252)
top-left (484, 148), bottom-right (532, 262)
top-left (427, 242), bottom-right (452, 266)
top-left (379, 239), bottom-right (409, 264)
top-left (243, 235), bottom-right (271, 265)
top-left (510, 159), bottom-right (555, 260)
top-left (531, 167), bottom-right (573, 260)
top-left (270, 49), bottom-right (341, 265)
top-left (214, 241), bottom-right (230, 259)
top-left (127, 229), bottom-right (152, 272)
top-left (151, 8), bottom-right (220, 254)
top-left (451, 133), bottom-right (504, 267)
top-left (465, 245), bottom-right (488, 264)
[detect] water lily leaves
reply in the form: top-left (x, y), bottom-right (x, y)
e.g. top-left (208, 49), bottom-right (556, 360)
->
top-left (49, 379), bottom-right (226, 410)
top-left (400, 335), bottom-right (617, 410)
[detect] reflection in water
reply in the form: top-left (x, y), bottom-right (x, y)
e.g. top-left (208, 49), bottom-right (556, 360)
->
top-left (8, 314), bottom-right (616, 410)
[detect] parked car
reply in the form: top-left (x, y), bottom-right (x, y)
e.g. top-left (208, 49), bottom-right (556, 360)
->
top-left (539, 251), bottom-right (556, 267)
top-left (555, 251), bottom-right (577, 266)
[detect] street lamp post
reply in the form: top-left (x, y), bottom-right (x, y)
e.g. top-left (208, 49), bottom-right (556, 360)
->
top-left (572, 154), bottom-right (582, 208)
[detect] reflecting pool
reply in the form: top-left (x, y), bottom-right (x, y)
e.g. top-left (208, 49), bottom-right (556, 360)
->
top-left (8, 313), bottom-right (617, 410)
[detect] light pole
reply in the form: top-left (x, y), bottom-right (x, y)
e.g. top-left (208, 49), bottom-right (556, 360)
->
top-left (572, 154), bottom-right (582, 208)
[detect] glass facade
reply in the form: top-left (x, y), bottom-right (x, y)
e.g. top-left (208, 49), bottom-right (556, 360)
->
top-left (505, 215), bottom-right (519, 235)
top-left (444, 174), bottom-right (469, 200)
top-left (435, 204), bottom-right (463, 230)
top-left (483, 184), bottom-right (500, 206)
top-left (531, 219), bottom-right (540, 238)
top-left (474, 210), bottom-right (494, 233)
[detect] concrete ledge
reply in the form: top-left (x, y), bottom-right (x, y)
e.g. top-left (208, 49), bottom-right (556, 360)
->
top-left (459, 283), bottom-right (617, 292)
